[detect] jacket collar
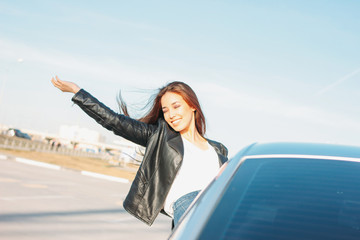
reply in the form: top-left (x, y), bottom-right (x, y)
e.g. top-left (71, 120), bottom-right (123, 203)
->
top-left (164, 121), bottom-right (184, 157)
top-left (168, 131), bottom-right (184, 157)
top-left (208, 139), bottom-right (228, 165)
top-left (164, 120), bottom-right (227, 165)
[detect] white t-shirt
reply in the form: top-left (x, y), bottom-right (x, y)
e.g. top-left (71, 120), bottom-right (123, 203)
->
top-left (164, 136), bottom-right (220, 217)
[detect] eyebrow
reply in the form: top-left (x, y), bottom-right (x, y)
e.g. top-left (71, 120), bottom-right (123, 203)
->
top-left (162, 101), bottom-right (180, 110)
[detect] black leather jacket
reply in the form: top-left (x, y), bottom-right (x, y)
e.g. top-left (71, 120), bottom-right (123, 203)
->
top-left (72, 89), bottom-right (228, 225)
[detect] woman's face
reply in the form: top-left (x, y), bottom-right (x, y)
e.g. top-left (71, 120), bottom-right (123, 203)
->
top-left (161, 92), bottom-right (195, 134)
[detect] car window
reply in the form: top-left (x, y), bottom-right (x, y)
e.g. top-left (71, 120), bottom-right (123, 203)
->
top-left (200, 158), bottom-right (360, 240)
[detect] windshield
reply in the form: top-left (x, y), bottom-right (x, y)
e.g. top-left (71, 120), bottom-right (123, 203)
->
top-left (200, 157), bottom-right (360, 240)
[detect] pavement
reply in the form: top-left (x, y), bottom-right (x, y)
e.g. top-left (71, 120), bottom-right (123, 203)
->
top-left (0, 153), bottom-right (172, 240)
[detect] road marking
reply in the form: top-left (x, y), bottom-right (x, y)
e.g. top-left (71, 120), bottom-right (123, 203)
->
top-left (110, 193), bottom-right (127, 197)
top-left (22, 183), bottom-right (48, 189)
top-left (81, 171), bottom-right (129, 183)
top-left (0, 155), bottom-right (7, 160)
top-left (101, 216), bottom-right (136, 223)
top-left (15, 157), bottom-right (61, 170)
top-left (5, 156), bottom-right (131, 184)
top-left (0, 195), bottom-right (74, 201)
top-left (0, 177), bottom-right (20, 183)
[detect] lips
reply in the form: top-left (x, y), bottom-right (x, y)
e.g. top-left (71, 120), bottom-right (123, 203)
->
top-left (171, 119), bottom-right (181, 125)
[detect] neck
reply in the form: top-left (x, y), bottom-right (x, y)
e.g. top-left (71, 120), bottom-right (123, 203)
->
top-left (179, 112), bottom-right (205, 143)
top-left (180, 123), bottom-right (205, 143)
top-left (181, 130), bottom-right (202, 142)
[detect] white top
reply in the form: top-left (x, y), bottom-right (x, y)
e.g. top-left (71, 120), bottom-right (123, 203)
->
top-left (163, 136), bottom-right (220, 217)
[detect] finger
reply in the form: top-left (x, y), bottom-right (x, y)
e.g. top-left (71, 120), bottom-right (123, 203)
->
top-left (51, 77), bottom-right (58, 83)
top-left (51, 80), bottom-right (62, 89)
top-left (55, 75), bottom-right (62, 83)
top-left (51, 77), bottom-right (57, 86)
top-left (51, 77), bottom-right (59, 85)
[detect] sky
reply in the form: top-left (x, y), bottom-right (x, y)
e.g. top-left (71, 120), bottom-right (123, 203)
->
top-left (0, 0), bottom-right (359, 157)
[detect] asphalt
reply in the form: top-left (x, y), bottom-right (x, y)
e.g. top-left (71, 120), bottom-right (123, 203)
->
top-left (0, 154), bottom-right (172, 240)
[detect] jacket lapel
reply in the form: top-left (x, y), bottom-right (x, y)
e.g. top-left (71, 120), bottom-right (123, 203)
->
top-left (208, 139), bottom-right (228, 165)
top-left (168, 135), bottom-right (183, 156)
top-left (166, 125), bottom-right (184, 157)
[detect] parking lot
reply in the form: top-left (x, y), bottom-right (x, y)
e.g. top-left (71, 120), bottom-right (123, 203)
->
top-left (0, 155), bottom-right (171, 240)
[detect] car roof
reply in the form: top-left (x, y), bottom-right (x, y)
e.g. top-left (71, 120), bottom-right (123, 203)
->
top-left (170, 142), bottom-right (360, 239)
top-left (240, 142), bottom-right (360, 160)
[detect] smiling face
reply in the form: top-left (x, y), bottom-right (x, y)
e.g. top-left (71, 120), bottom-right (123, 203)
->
top-left (161, 91), bottom-right (196, 134)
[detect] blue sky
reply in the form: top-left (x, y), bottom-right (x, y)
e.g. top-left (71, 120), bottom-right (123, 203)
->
top-left (0, 0), bottom-right (359, 156)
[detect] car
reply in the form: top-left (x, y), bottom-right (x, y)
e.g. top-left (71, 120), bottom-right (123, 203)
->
top-left (6, 128), bottom-right (32, 140)
top-left (169, 142), bottom-right (360, 240)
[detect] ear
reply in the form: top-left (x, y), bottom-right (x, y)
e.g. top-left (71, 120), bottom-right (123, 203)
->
top-left (191, 107), bottom-right (196, 112)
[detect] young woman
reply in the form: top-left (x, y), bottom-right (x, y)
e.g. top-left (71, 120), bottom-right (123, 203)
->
top-left (51, 76), bottom-right (228, 227)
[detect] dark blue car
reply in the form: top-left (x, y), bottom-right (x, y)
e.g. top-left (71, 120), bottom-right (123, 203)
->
top-left (7, 128), bottom-right (32, 140)
top-left (169, 142), bottom-right (360, 240)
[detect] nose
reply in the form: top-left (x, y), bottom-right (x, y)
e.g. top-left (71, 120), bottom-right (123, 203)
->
top-left (169, 109), bottom-right (176, 119)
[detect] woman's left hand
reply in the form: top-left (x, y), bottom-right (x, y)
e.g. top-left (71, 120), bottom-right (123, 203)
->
top-left (51, 76), bottom-right (81, 94)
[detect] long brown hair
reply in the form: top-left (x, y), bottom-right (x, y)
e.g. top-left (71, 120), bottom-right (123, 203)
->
top-left (118, 81), bottom-right (206, 136)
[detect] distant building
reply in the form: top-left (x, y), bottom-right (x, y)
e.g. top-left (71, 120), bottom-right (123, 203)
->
top-left (0, 123), bottom-right (9, 133)
top-left (0, 123), bottom-right (143, 164)
top-left (59, 125), bottom-right (105, 143)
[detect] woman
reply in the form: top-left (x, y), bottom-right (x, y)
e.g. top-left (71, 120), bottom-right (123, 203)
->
top-left (51, 76), bottom-right (228, 227)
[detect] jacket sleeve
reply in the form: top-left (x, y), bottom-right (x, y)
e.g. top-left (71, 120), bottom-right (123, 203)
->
top-left (71, 89), bottom-right (155, 147)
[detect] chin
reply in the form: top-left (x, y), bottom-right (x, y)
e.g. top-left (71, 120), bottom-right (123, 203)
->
top-left (173, 127), bottom-right (182, 132)
top-left (172, 125), bottom-right (185, 133)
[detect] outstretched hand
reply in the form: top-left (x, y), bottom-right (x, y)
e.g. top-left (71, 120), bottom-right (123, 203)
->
top-left (51, 76), bottom-right (81, 94)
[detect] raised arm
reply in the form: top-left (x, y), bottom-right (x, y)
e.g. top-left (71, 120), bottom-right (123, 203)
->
top-left (51, 76), bottom-right (155, 147)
